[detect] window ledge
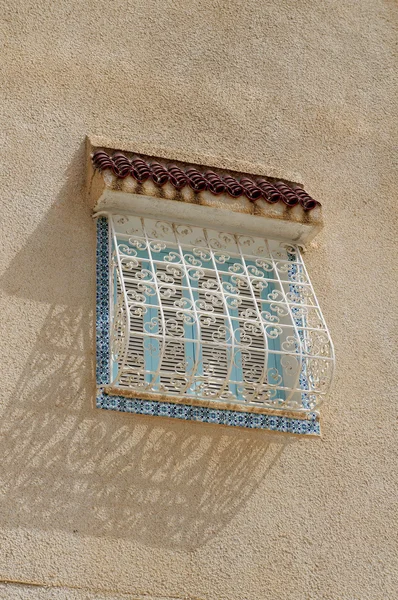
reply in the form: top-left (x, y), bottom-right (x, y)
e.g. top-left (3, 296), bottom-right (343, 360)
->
top-left (97, 391), bottom-right (320, 436)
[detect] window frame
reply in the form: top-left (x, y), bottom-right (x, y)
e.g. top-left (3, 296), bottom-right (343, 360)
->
top-left (96, 214), bottom-right (334, 436)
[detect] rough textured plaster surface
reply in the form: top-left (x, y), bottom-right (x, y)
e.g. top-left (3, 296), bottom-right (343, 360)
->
top-left (0, 583), bottom-right (181, 600)
top-left (0, 1), bottom-right (397, 599)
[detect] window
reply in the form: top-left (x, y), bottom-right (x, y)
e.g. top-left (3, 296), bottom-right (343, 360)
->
top-left (95, 213), bottom-right (334, 436)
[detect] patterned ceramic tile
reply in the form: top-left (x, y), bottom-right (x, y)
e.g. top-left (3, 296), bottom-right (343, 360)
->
top-left (96, 391), bottom-right (320, 435)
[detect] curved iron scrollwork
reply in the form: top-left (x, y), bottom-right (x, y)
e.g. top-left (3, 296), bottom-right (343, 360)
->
top-left (102, 214), bottom-right (334, 415)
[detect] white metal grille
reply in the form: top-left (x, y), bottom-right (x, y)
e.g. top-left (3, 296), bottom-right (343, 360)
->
top-left (105, 214), bottom-right (334, 414)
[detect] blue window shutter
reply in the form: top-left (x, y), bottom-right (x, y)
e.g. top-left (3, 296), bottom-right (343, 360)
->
top-left (145, 247), bottom-right (197, 393)
top-left (115, 236), bottom-right (288, 402)
top-left (264, 279), bottom-right (285, 402)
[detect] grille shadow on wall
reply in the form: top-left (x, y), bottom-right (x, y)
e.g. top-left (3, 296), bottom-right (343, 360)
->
top-left (0, 187), bottom-right (288, 550)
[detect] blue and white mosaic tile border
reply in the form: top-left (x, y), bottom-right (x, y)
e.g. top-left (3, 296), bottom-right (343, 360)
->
top-left (96, 217), bottom-right (110, 386)
top-left (96, 217), bottom-right (320, 436)
top-left (96, 391), bottom-right (320, 435)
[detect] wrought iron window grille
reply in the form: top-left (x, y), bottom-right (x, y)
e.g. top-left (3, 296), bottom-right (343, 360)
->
top-left (95, 212), bottom-right (334, 435)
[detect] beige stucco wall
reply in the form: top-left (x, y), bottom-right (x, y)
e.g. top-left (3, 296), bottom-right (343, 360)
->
top-left (1, 1), bottom-right (397, 598)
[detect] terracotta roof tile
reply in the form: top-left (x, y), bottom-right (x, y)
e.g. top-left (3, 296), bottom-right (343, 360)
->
top-left (92, 150), bottom-right (320, 211)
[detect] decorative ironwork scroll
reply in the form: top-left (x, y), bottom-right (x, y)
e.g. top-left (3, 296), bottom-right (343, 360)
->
top-left (100, 214), bottom-right (334, 416)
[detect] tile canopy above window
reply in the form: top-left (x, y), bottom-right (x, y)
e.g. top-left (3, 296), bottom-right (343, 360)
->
top-left (90, 143), bottom-right (334, 435)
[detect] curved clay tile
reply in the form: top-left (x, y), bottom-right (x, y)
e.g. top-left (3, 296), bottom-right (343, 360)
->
top-left (274, 181), bottom-right (300, 207)
top-left (204, 171), bottom-right (226, 195)
top-left (240, 177), bottom-right (263, 201)
top-left (185, 167), bottom-right (208, 192)
top-left (167, 164), bottom-right (188, 189)
top-left (292, 186), bottom-right (320, 210)
top-left (150, 162), bottom-right (170, 185)
top-left (256, 179), bottom-right (282, 204)
top-left (91, 151), bottom-right (320, 210)
top-left (131, 158), bottom-right (151, 182)
top-left (222, 174), bottom-right (244, 198)
top-left (112, 152), bottom-right (132, 178)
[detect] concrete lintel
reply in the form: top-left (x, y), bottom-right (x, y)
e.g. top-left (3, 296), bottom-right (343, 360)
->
top-left (94, 189), bottom-right (322, 245)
